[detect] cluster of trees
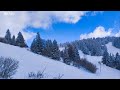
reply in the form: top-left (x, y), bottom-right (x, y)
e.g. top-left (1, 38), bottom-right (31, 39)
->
top-left (60, 44), bottom-right (97, 73)
top-left (60, 37), bottom-right (116, 56)
top-left (30, 32), bottom-right (60, 60)
top-left (70, 39), bottom-right (107, 56)
top-left (61, 44), bottom-right (80, 65)
top-left (0, 29), bottom-right (28, 47)
top-left (102, 50), bottom-right (120, 70)
top-left (112, 37), bottom-right (120, 49)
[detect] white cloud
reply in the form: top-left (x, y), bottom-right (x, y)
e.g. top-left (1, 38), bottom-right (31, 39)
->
top-left (0, 11), bottom-right (103, 42)
top-left (0, 11), bottom-right (88, 41)
top-left (115, 31), bottom-right (120, 37)
top-left (80, 26), bottom-right (112, 40)
top-left (0, 11), bottom-right (31, 40)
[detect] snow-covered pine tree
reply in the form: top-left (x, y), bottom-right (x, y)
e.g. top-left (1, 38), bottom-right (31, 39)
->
top-left (102, 50), bottom-right (109, 65)
top-left (30, 39), bottom-right (37, 53)
top-left (16, 32), bottom-right (28, 47)
top-left (67, 44), bottom-right (75, 62)
top-left (11, 35), bottom-right (16, 46)
top-left (4, 29), bottom-right (12, 44)
top-left (60, 51), bottom-right (64, 59)
top-left (67, 44), bottom-right (80, 65)
top-left (51, 40), bottom-right (60, 60)
top-left (44, 40), bottom-right (53, 57)
top-left (112, 37), bottom-right (120, 49)
top-left (107, 53), bottom-right (114, 67)
top-left (79, 40), bottom-right (89, 55)
top-left (30, 32), bottom-right (43, 55)
top-left (73, 46), bottom-right (80, 66)
top-left (63, 47), bottom-right (71, 65)
top-left (115, 52), bottom-right (120, 69)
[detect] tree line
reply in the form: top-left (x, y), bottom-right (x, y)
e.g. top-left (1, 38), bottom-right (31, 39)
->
top-left (30, 32), bottom-right (60, 60)
top-left (0, 29), bottom-right (28, 47)
top-left (102, 50), bottom-right (120, 70)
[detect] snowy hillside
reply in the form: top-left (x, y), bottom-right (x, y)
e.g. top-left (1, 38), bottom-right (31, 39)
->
top-left (106, 42), bottom-right (120, 55)
top-left (0, 42), bottom-right (120, 79)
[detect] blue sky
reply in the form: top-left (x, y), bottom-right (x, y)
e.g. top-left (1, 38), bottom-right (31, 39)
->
top-left (0, 11), bottom-right (120, 46)
top-left (24, 11), bottom-right (120, 46)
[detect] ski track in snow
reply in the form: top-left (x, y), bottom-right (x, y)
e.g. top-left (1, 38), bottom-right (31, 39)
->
top-left (0, 42), bottom-right (120, 79)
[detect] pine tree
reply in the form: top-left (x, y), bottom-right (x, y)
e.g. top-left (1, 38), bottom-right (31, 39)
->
top-left (74, 46), bottom-right (80, 62)
top-left (16, 32), bottom-right (28, 47)
top-left (60, 51), bottom-right (64, 58)
top-left (52, 40), bottom-right (60, 60)
top-left (115, 52), bottom-right (120, 68)
top-left (63, 47), bottom-right (71, 65)
top-left (30, 39), bottom-right (37, 53)
top-left (67, 44), bottom-right (80, 65)
top-left (102, 50), bottom-right (109, 64)
top-left (67, 44), bottom-right (74, 62)
top-left (11, 35), bottom-right (16, 45)
top-left (113, 37), bottom-right (120, 49)
top-left (4, 29), bottom-right (11, 44)
top-left (45, 40), bottom-right (53, 57)
top-left (30, 32), bottom-right (43, 54)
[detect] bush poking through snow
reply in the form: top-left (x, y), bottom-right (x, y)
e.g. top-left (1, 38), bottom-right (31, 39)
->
top-left (53, 74), bottom-right (64, 79)
top-left (75, 58), bottom-right (97, 73)
top-left (28, 71), bottom-right (44, 79)
top-left (0, 57), bottom-right (19, 79)
top-left (28, 68), bottom-right (46, 79)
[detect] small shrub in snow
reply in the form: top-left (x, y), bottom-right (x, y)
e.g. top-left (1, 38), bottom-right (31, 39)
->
top-left (28, 71), bottom-right (44, 79)
top-left (28, 68), bottom-right (46, 79)
top-left (75, 58), bottom-right (97, 73)
top-left (0, 57), bottom-right (19, 79)
top-left (53, 74), bottom-right (64, 79)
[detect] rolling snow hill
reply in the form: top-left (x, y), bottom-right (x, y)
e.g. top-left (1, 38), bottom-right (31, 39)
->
top-left (0, 42), bottom-right (120, 79)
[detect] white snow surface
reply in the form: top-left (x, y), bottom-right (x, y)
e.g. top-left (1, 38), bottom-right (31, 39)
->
top-left (0, 42), bottom-right (120, 79)
top-left (59, 47), bottom-right (65, 51)
top-left (106, 42), bottom-right (120, 55)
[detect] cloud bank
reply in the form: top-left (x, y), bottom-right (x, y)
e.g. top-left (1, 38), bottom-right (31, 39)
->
top-left (0, 11), bottom-right (104, 41)
top-left (80, 26), bottom-right (120, 40)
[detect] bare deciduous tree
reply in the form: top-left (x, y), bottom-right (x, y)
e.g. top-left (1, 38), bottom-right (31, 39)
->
top-left (0, 57), bottom-right (19, 79)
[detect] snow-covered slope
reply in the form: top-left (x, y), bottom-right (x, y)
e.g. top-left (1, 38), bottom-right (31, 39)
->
top-left (106, 42), bottom-right (120, 55)
top-left (0, 42), bottom-right (120, 79)
top-left (78, 50), bottom-right (120, 79)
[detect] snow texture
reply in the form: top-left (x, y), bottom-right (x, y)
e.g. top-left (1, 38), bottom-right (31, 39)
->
top-left (0, 42), bottom-right (120, 79)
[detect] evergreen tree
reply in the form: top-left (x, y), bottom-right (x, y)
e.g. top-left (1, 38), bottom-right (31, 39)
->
top-left (67, 44), bottom-right (75, 62)
top-left (30, 32), bottom-right (43, 54)
top-left (73, 46), bottom-right (80, 66)
top-left (60, 51), bottom-right (64, 59)
top-left (30, 39), bottom-right (37, 53)
top-left (113, 37), bottom-right (120, 49)
top-left (16, 32), bottom-right (28, 47)
top-left (115, 52), bottom-right (120, 68)
top-left (73, 46), bottom-right (80, 61)
top-left (44, 40), bottom-right (53, 57)
top-left (4, 29), bottom-right (11, 44)
top-left (11, 35), bottom-right (16, 45)
top-left (52, 40), bottom-right (60, 60)
top-left (102, 50), bottom-right (109, 64)
top-left (67, 44), bottom-right (80, 65)
top-left (63, 47), bottom-right (71, 65)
